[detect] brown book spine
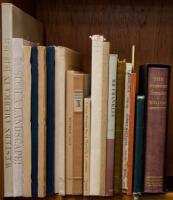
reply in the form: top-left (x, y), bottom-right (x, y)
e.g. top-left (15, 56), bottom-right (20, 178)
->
top-left (144, 67), bottom-right (169, 193)
top-left (127, 73), bottom-right (136, 195)
top-left (114, 60), bottom-right (126, 193)
top-left (66, 71), bottom-right (90, 195)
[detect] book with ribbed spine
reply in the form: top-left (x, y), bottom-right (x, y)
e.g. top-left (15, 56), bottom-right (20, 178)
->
top-left (90, 35), bottom-right (110, 196)
top-left (139, 64), bottom-right (170, 193)
top-left (1, 3), bottom-right (43, 196)
top-left (83, 97), bottom-right (91, 196)
top-left (66, 70), bottom-right (90, 195)
top-left (114, 59), bottom-right (126, 193)
top-left (105, 54), bottom-right (117, 196)
top-left (122, 63), bottom-right (133, 192)
top-left (133, 95), bottom-right (145, 194)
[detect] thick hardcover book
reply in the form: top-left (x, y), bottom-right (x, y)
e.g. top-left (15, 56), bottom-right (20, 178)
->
top-left (83, 97), bottom-right (91, 196)
top-left (37, 46), bottom-right (47, 197)
top-left (66, 70), bottom-right (90, 195)
top-left (114, 59), bottom-right (126, 193)
top-left (31, 47), bottom-right (39, 196)
top-left (139, 64), bottom-right (170, 193)
top-left (133, 95), bottom-right (145, 194)
top-left (127, 73), bottom-right (136, 195)
top-left (90, 35), bottom-right (110, 196)
top-left (46, 47), bottom-right (55, 195)
top-left (23, 46), bottom-right (32, 197)
top-left (122, 63), bottom-right (132, 191)
top-left (55, 47), bottom-right (80, 195)
top-left (11, 38), bottom-right (30, 197)
top-left (1, 3), bottom-right (43, 196)
top-left (105, 54), bottom-right (117, 196)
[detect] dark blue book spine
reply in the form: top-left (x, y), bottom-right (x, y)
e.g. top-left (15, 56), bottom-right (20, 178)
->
top-left (46, 47), bottom-right (55, 195)
top-left (31, 47), bottom-right (38, 197)
top-left (133, 95), bottom-right (145, 194)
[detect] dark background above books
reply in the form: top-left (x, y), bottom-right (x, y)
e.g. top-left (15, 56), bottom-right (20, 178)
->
top-left (1, 0), bottom-right (173, 198)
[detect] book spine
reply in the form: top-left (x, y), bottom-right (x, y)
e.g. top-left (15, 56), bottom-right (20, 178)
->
top-left (144, 67), bottom-right (169, 193)
top-left (22, 46), bottom-right (32, 197)
top-left (133, 95), bottom-right (145, 194)
top-left (105, 54), bottom-right (117, 196)
top-left (90, 36), bottom-right (110, 196)
top-left (127, 73), bottom-right (136, 195)
top-left (11, 38), bottom-right (24, 197)
top-left (83, 97), bottom-right (91, 196)
top-left (46, 47), bottom-right (55, 195)
top-left (122, 63), bottom-right (132, 191)
top-left (31, 47), bottom-right (38, 197)
top-left (114, 60), bottom-right (126, 193)
top-left (2, 4), bottom-right (13, 196)
top-left (37, 47), bottom-right (46, 197)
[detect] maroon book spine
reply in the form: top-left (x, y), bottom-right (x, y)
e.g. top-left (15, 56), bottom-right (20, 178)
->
top-left (144, 67), bottom-right (169, 193)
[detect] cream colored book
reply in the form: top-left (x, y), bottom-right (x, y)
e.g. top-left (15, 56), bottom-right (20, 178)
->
top-left (1, 3), bottom-right (43, 196)
top-left (83, 97), bottom-right (91, 196)
top-left (55, 47), bottom-right (80, 195)
top-left (37, 46), bottom-right (47, 197)
top-left (122, 63), bottom-right (133, 191)
top-left (22, 46), bottom-right (32, 197)
top-left (90, 35), bottom-right (110, 196)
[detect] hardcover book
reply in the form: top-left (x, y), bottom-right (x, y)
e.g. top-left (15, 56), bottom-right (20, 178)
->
top-left (127, 73), bottom-right (136, 195)
top-left (1, 3), bottom-right (43, 196)
top-left (114, 59), bottom-right (126, 193)
top-left (133, 95), bottom-right (145, 194)
top-left (37, 46), bottom-right (47, 197)
top-left (66, 70), bottom-right (90, 195)
top-left (31, 47), bottom-right (39, 197)
top-left (23, 46), bottom-right (32, 197)
top-left (83, 97), bottom-right (91, 196)
top-left (90, 35), bottom-right (110, 196)
top-left (139, 64), bottom-right (170, 193)
top-left (55, 47), bottom-right (81, 195)
top-left (46, 47), bottom-right (55, 195)
top-left (122, 63), bottom-right (133, 191)
top-left (105, 54), bottom-right (117, 196)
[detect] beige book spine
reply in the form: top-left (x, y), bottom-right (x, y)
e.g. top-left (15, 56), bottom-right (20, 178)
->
top-left (55, 47), bottom-right (80, 195)
top-left (38, 46), bottom-right (47, 197)
top-left (83, 97), bottom-right (91, 195)
top-left (22, 46), bottom-right (31, 197)
top-left (2, 4), bottom-right (13, 196)
top-left (90, 35), bottom-right (110, 196)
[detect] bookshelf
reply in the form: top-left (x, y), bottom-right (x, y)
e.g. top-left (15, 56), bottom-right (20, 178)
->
top-left (1, 0), bottom-right (173, 199)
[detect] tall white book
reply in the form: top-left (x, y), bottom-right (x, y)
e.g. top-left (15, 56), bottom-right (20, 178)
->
top-left (122, 63), bottom-right (133, 191)
top-left (1, 3), bottom-right (43, 196)
top-left (90, 35), bottom-right (110, 195)
top-left (55, 47), bottom-right (81, 195)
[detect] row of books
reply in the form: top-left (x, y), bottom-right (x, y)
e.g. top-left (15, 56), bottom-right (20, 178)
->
top-left (1, 3), bottom-right (171, 198)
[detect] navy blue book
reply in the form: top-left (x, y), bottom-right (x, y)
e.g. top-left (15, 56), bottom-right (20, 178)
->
top-left (46, 47), bottom-right (55, 195)
top-left (31, 47), bottom-right (38, 197)
top-left (133, 95), bottom-right (145, 194)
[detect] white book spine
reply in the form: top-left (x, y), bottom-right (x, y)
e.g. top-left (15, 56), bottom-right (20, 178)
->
top-left (11, 38), bottom-right (24, 196)
top-left (122, 63), bottom-right (133, 191)
top-left (2, 4), bottom-right (13, 196)
top-left (55, 47), bottom-right (66, 195)
top-left (107, 54), bottom-right (117, 140)
top-left (90, 35), bottom-right (110, 195)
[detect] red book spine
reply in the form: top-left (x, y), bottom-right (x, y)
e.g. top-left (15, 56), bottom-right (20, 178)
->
top-left (144, 67), bottom-right (169, 193)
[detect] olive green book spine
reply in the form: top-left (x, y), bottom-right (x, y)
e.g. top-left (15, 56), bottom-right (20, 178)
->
top-left (114, 60), bottom-right (126, 193)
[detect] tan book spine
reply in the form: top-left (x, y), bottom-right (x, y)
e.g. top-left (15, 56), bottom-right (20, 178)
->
top-left (83, 97), bottom-right (91, 196)
top-left (22, 46), bottom-right (31, 197)
top-left (66, 71), bottom-right (90, 195)
top-left (37, 46), bottom-right (47, 197)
